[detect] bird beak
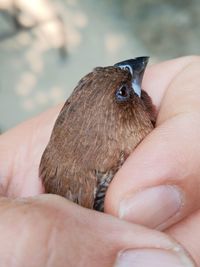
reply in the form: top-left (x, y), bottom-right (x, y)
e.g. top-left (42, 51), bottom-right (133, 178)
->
top-left (114, 57), bottom-right (149, 97)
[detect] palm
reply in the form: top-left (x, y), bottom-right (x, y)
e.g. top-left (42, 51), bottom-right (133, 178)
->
top-left (0, 105), bottom-right (61, 197)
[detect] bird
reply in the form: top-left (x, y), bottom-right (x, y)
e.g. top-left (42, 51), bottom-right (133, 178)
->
top-left (39, 57), bottom-right (156, 212)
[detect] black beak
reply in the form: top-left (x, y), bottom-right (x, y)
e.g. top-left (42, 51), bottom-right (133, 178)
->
top-left (114, 57), bottom-right (149, 97)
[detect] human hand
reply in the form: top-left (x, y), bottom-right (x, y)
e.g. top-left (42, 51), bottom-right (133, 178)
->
top-left (1, 193), bottom-right (189, 267)
top-left (1, 107), bottom-right (184, 267)
top-left (0, 56), bottom-right (198, 266)
top-left (105, 55), bottom-right (200, 266)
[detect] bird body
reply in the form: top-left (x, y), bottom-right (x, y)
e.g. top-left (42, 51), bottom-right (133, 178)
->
top-left (39, 57), bottom-right (155, 211)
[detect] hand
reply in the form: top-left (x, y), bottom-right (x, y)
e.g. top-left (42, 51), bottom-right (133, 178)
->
top-left (1, 193), bottom-right (186, 267)
top-left (0, 56), bottom-right (198, 267)
top-left (1, 106), bottom-right (175, 267)
top-left (105, 55), bottom-right (200, 266)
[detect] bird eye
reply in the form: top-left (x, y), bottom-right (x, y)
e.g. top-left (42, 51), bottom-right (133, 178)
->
top-left (115, 85), bottom-right (130, 102)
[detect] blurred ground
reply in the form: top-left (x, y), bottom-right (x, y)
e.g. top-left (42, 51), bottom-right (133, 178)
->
top-left (0, 0), bottom-right (199, 131)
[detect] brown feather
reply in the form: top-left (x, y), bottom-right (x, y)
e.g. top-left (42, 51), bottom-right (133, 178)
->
top-left (39, 65), bottom-right (155, 211)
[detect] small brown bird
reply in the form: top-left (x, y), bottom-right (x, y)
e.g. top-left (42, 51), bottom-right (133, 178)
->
top-left (39, 57), bottom-right (155, 211)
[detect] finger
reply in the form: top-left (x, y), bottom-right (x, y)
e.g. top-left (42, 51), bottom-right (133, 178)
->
top-left (143, 55), bottom-right (200, 109)
top-left (0, 195), bottom-right (194, 267)
top-left (166, 209), bottom-right (200, 267)
top-left (105, 60), bottom-right (200, 231)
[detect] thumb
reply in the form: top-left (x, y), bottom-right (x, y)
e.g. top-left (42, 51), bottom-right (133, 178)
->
top-left (105, 61), bottom-right (200, 230)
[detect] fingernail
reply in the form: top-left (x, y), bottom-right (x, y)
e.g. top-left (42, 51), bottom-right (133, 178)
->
top-left (115, 249), bottom-right (195, 267)
top-left (119, 185), bottom-right (182, 228)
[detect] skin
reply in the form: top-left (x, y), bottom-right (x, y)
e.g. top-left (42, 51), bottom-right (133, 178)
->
top-left (0, 56), bottom-right (200, 266)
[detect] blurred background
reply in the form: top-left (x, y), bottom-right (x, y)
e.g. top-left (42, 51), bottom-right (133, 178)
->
top-left (0, 0), bottom-right (199, 132)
